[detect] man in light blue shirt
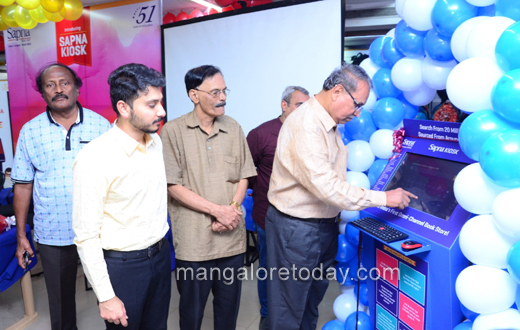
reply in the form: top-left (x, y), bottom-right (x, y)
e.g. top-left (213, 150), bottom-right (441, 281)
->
top-left (13, 63), bottom-right (110, 330)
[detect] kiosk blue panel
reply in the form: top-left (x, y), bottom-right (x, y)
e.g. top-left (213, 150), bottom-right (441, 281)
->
top-left (352, 119), bottom-right (475, 330)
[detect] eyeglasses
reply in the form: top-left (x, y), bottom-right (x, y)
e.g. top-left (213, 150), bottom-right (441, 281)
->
top-left (340, 85), bottom-right (363, 111)
top-left (194, 88), bottom-right (230, 98)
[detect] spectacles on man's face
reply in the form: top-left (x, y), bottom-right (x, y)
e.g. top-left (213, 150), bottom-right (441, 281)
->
top-left (194, 87), bottom-right (230, 98)
top-left (341, 85), bottom-right (364, 111)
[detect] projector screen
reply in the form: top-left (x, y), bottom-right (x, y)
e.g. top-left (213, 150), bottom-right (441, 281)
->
top-left (162, 0), bottom-right (343, 134)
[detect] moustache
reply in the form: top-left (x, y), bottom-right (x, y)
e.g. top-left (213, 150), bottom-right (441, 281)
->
top-left (153, 118), bottom-right (164, 124)
top-left (52, 94), bottom-right (69, 102)
top-left (216, 102), bottom-right (226, 108)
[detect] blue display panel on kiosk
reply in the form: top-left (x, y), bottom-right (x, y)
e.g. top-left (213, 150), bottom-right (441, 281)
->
top-left (353, 119), bottom-right (475, 330)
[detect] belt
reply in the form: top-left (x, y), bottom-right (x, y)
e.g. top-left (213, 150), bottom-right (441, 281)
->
top-left (270, 204), bottom-right (339, 224)
top-left (103, 238), bottom-right (165, 260)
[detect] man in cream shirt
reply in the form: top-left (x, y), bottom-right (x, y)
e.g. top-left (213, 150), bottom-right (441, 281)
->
top-left (73, 63), bottom-right (170, 329)
top-left (266, 64), bottom-right (417, 330)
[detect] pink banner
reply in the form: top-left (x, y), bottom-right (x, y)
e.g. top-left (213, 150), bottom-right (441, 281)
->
top-left (4, 0), bottom-right (161, 149)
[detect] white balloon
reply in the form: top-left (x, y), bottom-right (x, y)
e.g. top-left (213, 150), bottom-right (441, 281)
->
top-left (446, 57), bottom-right (504, 113)
top-left (473, 309), bottom-right (520, 330)
top-left (340, 210), bottom-right (360, 222)
top-left (454, 163), bottom-right (509, 214)
top-left (369, 129), bottom-right (394, 159)
top-left (386, 28), bottom-right (395, 39)
top-left (401, 0), bottom-right (435, 31)
top-left (465, 0), bottom-right (496, 6)
top-left (403, 83), bottom-right (436, 106)
top-left (339, 219), bottom-right (348, 235)
top-left (391, 57), bottom-right (424, 92)
top-left (466, 16), bottom-right (515, 61)
top-left (492, 188), bottom-right (520, 240)
top-left (333, 292), bottom-right (359, 322)
top-left (459, 215), bottom-right (516, 269)
top-left (455, 265), bottom-right (517, 314)
top-left (364, 89), bottom-right (377, 113)
top-left (347, 140), bottom-right (375, 172)
top-left (359, 58), bottom-right (381, 79)
top-left (395, 0), bottom-right (406, 18)
top-left (346, 171), bottom-right (370, 190)
top-left (451, 16), bottom-right (488, 62)
top-left (339, 284), bottom-right (355, 294)
top-left (422, 56), bottom-right (457, 90)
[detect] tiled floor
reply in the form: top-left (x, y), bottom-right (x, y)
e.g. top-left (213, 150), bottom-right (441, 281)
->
top-left (0, 261), bottom-right (341, 330)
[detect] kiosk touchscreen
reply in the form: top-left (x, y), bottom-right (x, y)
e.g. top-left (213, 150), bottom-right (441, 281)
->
top-left (351, 119), bottom-right (475, 330)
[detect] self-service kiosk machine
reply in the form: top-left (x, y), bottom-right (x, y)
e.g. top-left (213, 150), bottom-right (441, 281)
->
top-left (349, 119), bottom-right (475, 330)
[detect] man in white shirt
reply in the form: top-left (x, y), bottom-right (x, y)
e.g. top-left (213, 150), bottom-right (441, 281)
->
top-left (73, 63), bottom-right (170, 329)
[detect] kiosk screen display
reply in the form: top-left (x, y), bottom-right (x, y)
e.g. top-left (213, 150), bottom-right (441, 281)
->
top-left (384, 153), bottom-right (467, 220)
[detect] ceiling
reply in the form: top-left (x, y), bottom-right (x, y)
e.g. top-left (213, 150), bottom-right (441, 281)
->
top-left (81, 0), bottom-right (395, 15)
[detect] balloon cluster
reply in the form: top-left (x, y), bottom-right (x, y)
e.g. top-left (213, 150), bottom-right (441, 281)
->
top-left (0, 0), bottom-right (84, 30)
top-left (162, 0), bottom-right (273, 25)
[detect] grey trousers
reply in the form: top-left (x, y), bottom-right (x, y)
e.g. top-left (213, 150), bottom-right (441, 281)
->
top-left (266, 205), bottom-right (339, 330)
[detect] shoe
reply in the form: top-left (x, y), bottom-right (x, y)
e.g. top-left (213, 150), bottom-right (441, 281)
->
top-left (259, 316), bottom-right (269, 330)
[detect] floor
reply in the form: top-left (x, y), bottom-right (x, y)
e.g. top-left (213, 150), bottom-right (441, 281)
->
top-left (0, 260), bottom-right (341, 330)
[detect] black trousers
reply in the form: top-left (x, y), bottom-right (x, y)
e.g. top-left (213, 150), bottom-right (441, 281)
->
top-left (175, 253), bottom-right (244, 330)
top-left (104, 239), bottom-right (171, 330)
top-left (266, 205), bottom-right (339, 330)
top-left (38, 243), bottom-right (79, 330)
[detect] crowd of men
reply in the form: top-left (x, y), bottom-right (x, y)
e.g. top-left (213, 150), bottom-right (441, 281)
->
top-left (13, 62), bottom-right (414, 330)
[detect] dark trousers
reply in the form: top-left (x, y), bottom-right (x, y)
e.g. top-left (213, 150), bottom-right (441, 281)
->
top-left (104, 240), bottom-right (171, 330)
top-left (175, 253), bottom-right (244, 330)
top-left (266, 205), bottom-right (339, 330)
top-left (38, 243), bottom-right (79, 330)
top-left (254, 222), bottom-right (268, 318)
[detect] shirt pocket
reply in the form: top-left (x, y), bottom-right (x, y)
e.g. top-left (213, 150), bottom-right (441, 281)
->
top-left (224, 155), bottom-right (240, 183)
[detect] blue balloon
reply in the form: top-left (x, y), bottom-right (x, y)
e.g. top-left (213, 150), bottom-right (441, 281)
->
top-left (368, 159), bottom-right (389, 187)
top-left (369, 36), bottom-right (392, 68)
top-left (345, 311), bottom-right (370, 330)
top-left (346, 216), bottom-right (361, 246)
top-left (478, 4), bottom-right (495, 16)
top-left (336, 262), bottom-right (357, 286)
top-left (492, 69), bottom-right (520, 124)
top-left (460, 302), bottom-right (479, 322)
top-left (372, 97), bottom-right (405, 129)
top-left (372, 68), bottom-right (402, 99)
top-left (480, 130), bottom-right (520, 188)
top-left (507, 240), bottom-right (520, 283)
top-left (353, 282), bottom-right (369, 306)
top-left (496, 0), bottom-right (520, 21)
top-left (453, 321), bottom-right (473, 330)
top-left (415, 111), bottom-right (428, 120)
top-left (459, 110), bottom-right (520, 161)
top-left (516, 286), bottom-right (520, 309)
top-left (322, 319), bottom-right (345, 330)
top-left (496, 21), bottom-right (520, 72)
top-left (382, 38), bottom-right (405, 67)
top-left (424, 29), bottom-right (455, 62)
top-left (394, 20), bottom-right (427, 58)
top-left (243, 189), bottom-right (254, 231)
top-left (431, 0), bottom-right (478, 38)
top-left (344, 110), bottom-right (377, 141)
top-left (398, 95), bottom-right (419, 119)
top-left (336, 234), bottom-right (357, 263)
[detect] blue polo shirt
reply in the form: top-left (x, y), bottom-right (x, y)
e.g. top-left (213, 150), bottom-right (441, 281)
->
top-left (12, 103), bottom-right (111, 246)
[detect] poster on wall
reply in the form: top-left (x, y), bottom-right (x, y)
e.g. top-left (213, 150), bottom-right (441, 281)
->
top-left (4, 0), bottom-right (161, 150)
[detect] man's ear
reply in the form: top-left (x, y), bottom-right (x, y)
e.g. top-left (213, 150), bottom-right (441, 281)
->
top-left (117, 100), bottom-right (131, 119)
top-left (189, 89), bottom-right (199, 105)
top-left (281, 100), bottom-right (288, 113)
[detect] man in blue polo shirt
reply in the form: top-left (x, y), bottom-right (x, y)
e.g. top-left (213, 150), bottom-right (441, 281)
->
top-left (13, 63), bottom-right (110, 330)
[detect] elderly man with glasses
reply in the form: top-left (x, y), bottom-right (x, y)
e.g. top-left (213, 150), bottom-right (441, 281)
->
top-left (160, 65), bottom-right (256, 330)
top-left (266, 63), bottom-right (417, 330)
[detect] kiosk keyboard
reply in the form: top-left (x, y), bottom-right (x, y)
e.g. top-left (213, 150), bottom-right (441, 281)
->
top-left (350, 217), bottom-right (409, 243)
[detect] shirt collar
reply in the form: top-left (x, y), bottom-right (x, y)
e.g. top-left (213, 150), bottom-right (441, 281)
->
top-left (186, 110), bottom-right (228, 135)
top-left (46, 101), bottom-right (83, 126)
top-left (113, 120), bottom-right (156, 156)
top-left (309, 97), bottom-right (337, 132)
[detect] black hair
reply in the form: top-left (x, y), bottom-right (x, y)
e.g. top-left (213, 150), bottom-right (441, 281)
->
top-left (107, 63), bottom-right (165, 115)
top-left (184, 65), bottom-right (222, 95)
top-left (35, 63), bottom-right (83, 94)
top-left (5, 167), bottom-right (11, 173)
